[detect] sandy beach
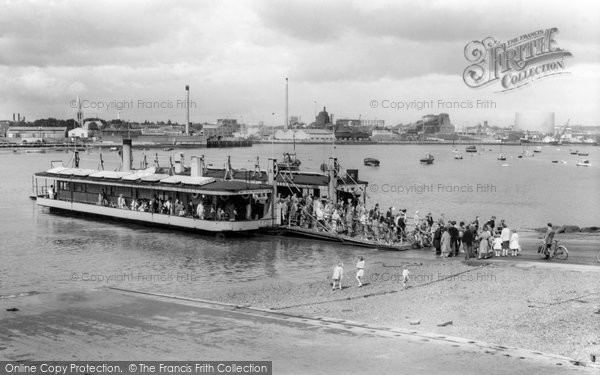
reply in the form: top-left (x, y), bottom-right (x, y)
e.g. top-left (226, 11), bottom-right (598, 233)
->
top-left (193, 232), bottom-right (600, 364)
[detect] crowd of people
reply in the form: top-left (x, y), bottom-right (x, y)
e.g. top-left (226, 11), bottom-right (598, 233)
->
top-left (101, 190), bottom-right (249, 221)
top-left (277, 194), bottom-right (522, 259)
top-left (276, 194), bottom-right (433, 245)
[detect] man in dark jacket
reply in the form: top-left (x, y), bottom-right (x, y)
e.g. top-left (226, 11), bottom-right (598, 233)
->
top-left (462, 225), bottom-right (474, 260)
top-left (448, 221), bottom-right (459, 256)
top-left (433, 224), bottom-right (442, 256)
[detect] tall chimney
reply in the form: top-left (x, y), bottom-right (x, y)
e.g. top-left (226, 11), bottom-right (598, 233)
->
top-left (122, 139), bottom-right (132, 172)
top-left (185, 85), bottom-right (190, 135)
top-left (284, 77), bottom-right (289, 130)
top-left (17, 113), bottom-right (20, 122)
top-left (12, 113), bottom-right (15, 121)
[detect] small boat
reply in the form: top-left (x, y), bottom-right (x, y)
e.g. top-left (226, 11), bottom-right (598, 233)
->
top-left (419, 154), bottom-right (434, 164)
top-left (465, 145), bottom-right (477, 153)
top-left (577, 152), bottom-right (589, 156)
top-left (163, 147), bottom-right (174, 151)
top-left (109, 146), bottom-right (119, 151)
top-left (517, 155), bottom-right (523, 159)
top-left (497, 153), bottom-right (507, 161)
top-left (576, 160), bottom-right (591, 167)
top-left (454, 153), bottom-right (463, 160)
top-left (278, 152), bottom-right (302, 170)
top-left (551, 160), bottom-right (559, 163)
top-left (501, 163), bottom-right (509, 167)
top-left (534, 146), bottom-right (542, 153)
top-left (364, 157), bottom-right (380, 167)
top-left (570, 150), bottom-right (579, 155)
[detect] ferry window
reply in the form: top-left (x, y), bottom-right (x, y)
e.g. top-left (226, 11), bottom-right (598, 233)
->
top-left (73, 183), bottom-right (85, 192)
top-left (86, 184), bottom-right (102, 194)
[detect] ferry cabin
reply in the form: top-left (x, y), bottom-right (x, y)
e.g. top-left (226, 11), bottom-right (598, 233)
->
top-left (200, 158), bottom-right (368, 204)
top-left (33, 166), bottom-right (277, 232)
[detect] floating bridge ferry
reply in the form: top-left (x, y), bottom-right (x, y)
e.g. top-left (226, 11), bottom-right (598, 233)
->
top-left (31, 140), bottom-right (371, 238)
top-left (32, 140), bottom-right (277, 233)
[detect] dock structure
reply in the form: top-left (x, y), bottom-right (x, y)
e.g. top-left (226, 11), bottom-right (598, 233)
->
top-left (274, 226), bottom-right (414, 251)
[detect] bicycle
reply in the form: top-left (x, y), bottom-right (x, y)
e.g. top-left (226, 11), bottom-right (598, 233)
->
top-left (537, 240), bottom-right (568, 260)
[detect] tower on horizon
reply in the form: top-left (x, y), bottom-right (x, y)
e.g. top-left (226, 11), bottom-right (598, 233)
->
top-left (185, 85), bottom-right (190, 135)
top-left (76, 97), bottom-right (83, 127)
top-left (284, 77), bottom-right (289, 130)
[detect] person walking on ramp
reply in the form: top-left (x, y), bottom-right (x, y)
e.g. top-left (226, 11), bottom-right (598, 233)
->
top-left (355, 256), bottom-right (365, 287)
top-left (332, 262), bottom-right (344, 291)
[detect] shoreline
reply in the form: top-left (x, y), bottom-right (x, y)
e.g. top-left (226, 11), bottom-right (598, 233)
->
top-left (164, 232), bottom-right (600, 363)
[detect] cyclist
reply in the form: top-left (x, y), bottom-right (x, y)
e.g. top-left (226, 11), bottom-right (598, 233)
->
top-left (541, 223), bottom-right (555, 257)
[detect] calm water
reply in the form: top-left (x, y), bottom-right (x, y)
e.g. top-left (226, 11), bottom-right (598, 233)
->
top-left (1, 143), bottom-right (598, 296)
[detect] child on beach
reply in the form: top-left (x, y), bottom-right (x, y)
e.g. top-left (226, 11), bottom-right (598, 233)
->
top-left (510, 229), bottom-right (520, 257)
top-left (355, 257), bottom-right (365, 287)
top-left (332, 262), bottom-right (344, 290)
top-left (492, 235), bottom-right (502, 257)
top-left (402, 267), bottom-right (410, 289)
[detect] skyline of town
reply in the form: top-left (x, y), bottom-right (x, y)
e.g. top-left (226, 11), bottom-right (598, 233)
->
top-left (1, 1), bottom-right (599, 128)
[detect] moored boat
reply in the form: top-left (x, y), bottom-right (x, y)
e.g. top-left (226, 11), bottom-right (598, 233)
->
top-left (465, 145), bottom-right (477, 153)
top-left (534, 146), bottom-right (542, 153)
top-left (277, 152), bottom-right (302, 171)
top-left (419, 154), bottom-right (434, 164)
top-left (363, 157), bottom-right (380, 167)
top-left (497, 153), bottom-right (506, 161)
top-left (576, 160), bottom-right (591, 167)
top-left (577, 152), bottom-right (589, 156)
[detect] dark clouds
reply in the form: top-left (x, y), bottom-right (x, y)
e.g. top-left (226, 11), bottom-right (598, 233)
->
top-left (256, 0), bottom-right (600, 44)
top-left (0, 0), bottom-right (598, 125)
top-left (0, 0), bottom-right (213, 66)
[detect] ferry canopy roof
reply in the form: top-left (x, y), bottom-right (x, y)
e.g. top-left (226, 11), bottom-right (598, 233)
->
top-left (35, 167), bottom-right (272, 194)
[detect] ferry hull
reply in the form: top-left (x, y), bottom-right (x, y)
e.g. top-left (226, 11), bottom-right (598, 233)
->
top-left (36, 198), bottom-right (274, 233)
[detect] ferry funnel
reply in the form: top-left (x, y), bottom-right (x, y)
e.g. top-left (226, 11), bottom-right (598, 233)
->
top-left (190, 155), bottom-right (204, 177)
top-left (122, 139), bottom-right (132, 171)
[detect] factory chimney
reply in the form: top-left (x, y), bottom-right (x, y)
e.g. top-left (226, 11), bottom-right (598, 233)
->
top-left (185, 85), bottom-right (190, 135)
top-left (284, 77), bottom-right (289, 130)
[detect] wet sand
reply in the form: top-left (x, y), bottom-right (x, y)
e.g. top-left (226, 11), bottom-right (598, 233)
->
top-left (1, 233), bottom-right (598, 370)
top-left (1, 289), bottom-right (596, 374)
top-left (195, 232), bottom-right (600, 364)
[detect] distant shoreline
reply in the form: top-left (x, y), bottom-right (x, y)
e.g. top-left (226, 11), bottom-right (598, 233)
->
top-left (255, 140), bottom-right (598, 146)
top-left (1, 140), bottom-right (597, 149)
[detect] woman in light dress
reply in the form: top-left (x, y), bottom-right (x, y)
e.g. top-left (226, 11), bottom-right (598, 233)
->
top-left (355, 256), bottom-right (365, 287)
top-left (509, 229), bottom-right (520, 256)
top-left (332, 262), bottom-right (344, 290)
top-left (441, 227), bottom-right (452, 257)
top-left (478, 225), bottom-right (492, 259)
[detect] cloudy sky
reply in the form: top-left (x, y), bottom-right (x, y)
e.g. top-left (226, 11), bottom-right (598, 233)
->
top-left (1, 0), bottom-right (599, 129)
